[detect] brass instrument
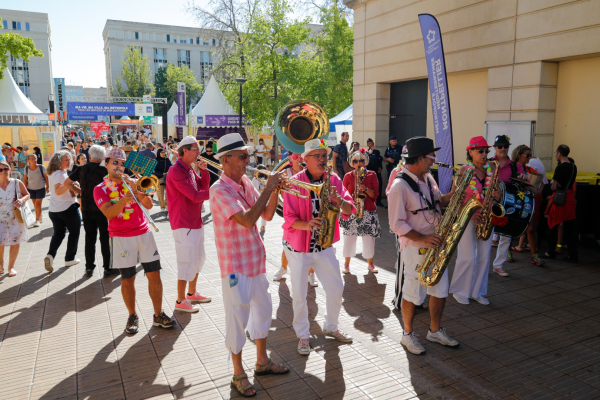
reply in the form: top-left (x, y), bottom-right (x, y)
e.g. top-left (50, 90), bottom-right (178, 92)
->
top-left (354, 167), bottom-right (367, 219)
top-left (118, 173), bottom-right (159, 232)
top-left (315, 165), bottom-right (340, 249)
top-left (476, 160), bottom-right (505, 241)
top-left (136, 175), bottom-right (160, 196)
top-left (417, 168), bottom-right (482, 286)
top-left (275, 100), bottom-right (330, 154)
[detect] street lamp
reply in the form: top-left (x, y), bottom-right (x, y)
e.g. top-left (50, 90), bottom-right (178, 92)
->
top-left (234, 78), bottom-right (247, 137)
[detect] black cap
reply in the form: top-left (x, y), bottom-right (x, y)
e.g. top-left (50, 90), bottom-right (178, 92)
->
top-left (389, 135), bottom-right (397, 141)
top-left (404, 137), bottom-right (441, 158)
top-left (494, 135), bottom-right (511, 146)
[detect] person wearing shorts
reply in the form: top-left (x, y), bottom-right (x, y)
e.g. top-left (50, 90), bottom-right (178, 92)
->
top-left (94, 148), bottom-right (173, 334)
top-left (23, 154), bottom-right (49, 226)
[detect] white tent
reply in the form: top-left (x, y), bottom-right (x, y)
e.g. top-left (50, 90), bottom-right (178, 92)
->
top-left (0, 67), bottom-right (43, 115)
top-left (191, 76), bottom-right (238, 127)
top-left (167, 102), bottom-right (178, 125)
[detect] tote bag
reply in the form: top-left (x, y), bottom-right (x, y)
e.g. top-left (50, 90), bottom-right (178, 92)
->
top-left (13, 179), bottom-right (36, 228)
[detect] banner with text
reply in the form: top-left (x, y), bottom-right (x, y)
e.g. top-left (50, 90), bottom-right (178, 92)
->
top-left (53, 78), bottom-right (66, 113)
top-left (67, 102), bottom-right (135, 116)
top-left (205, 115), bottom-right (247, 127)
top-left (419, 13), bottom-right (454, 193)
top-left (176, 82), bottom-right (186, 126)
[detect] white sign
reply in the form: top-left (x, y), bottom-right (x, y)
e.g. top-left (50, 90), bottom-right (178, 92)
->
top-left (143, 95), bottom-right (151, 103)
top-left (135, 103), bottom-right (154, 117)
top-left (177, 82), bottom-right (186, 93)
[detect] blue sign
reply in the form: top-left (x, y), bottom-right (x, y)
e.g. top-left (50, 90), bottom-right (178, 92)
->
top-left (69, 114), bottom-right (97, 121)
top-left (419, 14), bottom-right (454, 193)
top-left (67, 102), bottom-right (135, 116)
top-left (53, 78), bottom-right (66, 112)
top-left (196, 116), bottom-right (203, 124)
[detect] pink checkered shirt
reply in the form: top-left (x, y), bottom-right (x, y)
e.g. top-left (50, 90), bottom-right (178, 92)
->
top-left (209, 173), bottom-right (266, 278)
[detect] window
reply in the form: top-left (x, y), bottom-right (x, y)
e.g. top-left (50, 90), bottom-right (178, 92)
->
top-left (166, 34), bottom-right (170, 42)
top-left (212, 38), bottom-right (216, 46)
top-left (203, 41), bottom-right (209, 46)
top-left (10, 54), bottom-right (30, 98)
top-left (2, 21), bottom-right (7, 29)
top-left (178, 50), bottom-right (190, 68)
top-left (196, 37), bottom-right (199, 45)
top-left (135, 32), bottom-right (139, 40)
top-left (154, 48), bottom-right (167, 73)
top-left (181, 39), bottom-right (186, 44)
top-left (25, 22), bottom-right (30, 31)
top-left (200, 51), bottom-right (213, 83)
top-left (12, 21), bottom-right (21, 30)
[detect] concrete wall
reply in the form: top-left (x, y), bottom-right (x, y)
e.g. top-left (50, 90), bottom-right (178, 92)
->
top-left (553, 56), bottom-right (600, 173)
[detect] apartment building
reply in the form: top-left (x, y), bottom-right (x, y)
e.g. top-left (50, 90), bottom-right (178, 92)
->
top-left (65, 85), bottom-right (108, 102)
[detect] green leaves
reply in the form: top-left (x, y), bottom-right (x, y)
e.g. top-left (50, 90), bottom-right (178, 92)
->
top-left (0, 18), bottom-right (43, 80)
top-left (154, 62), bottom-right (202, 113)
top-left (111, 46), bottom-right (155, 98)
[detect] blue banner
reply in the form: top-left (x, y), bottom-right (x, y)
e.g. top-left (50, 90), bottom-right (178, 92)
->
top-left (53, 78), bottom-right (66, 113)
top-left (67, 102), bottom-right (135, 116)
top-left (419, 14), bottom-right (454, 193)
top-left (69, 114), bottom-right (97, 121)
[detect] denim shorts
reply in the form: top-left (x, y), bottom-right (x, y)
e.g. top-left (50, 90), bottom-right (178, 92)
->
top-left (27, 188), bottom-right (46, 199)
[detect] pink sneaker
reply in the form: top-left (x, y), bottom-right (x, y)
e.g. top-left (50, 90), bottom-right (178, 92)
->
top-left (175, 299), bottom-right (199, 313)
top-left (493, 267), bottom-right (509, 277)
top-left (342, 265), bottom-right (350, 274)
top-left (186, 292), bottom-right (212, 303)
top-left (368, 264), bottom-right (378, 273)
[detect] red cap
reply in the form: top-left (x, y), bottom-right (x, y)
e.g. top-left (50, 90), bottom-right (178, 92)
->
top-left (466, 136), bottom-right (490, 150)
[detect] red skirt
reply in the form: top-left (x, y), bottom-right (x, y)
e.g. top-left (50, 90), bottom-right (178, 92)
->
top-left (546, 190), bottom-right (576, 230)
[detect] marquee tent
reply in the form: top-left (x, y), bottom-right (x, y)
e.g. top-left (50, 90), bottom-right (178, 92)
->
top-left (327, 103), bottom-right (353, 146)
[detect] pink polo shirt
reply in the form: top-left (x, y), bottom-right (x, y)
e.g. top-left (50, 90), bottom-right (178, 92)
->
top-left (388, 167), bottom-right (442, 251)
top-left (166, 159), bottom-right (210, 230)
top-left (493, 156), bottom-right (525, 184)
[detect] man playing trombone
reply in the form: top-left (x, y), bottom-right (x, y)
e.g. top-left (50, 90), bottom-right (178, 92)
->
top-left (209, 133), bottom-right (290, 397)
top-left (167, 136), bottom-right (212, 313)
top-left (94, 149), bottom-right (173, 335)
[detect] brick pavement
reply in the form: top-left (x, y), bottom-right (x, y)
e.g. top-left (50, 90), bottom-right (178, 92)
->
top-left (0, 202), bottom-right (599, 399)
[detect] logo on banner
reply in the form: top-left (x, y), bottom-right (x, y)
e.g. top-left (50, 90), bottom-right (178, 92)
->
top-left (427, 30), bottom-right (436, 44)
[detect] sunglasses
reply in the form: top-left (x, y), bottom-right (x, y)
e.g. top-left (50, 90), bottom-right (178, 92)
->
top-left (307, 154), bottom-right (328, 160)
top-left (475, 149), bottom-right (490, 154)
top-left (0, 168), bottom-right (9, 172)
top-left (495, 145), bottom-right (509, 150)
top-left (111, 160), bottom-right (125, 166)
top-left (226, 153), bottom-right (249, 161)
top-left (524, 154), bottom-right (532, 158)
top-left (352, 160), bottom-right (366, 164)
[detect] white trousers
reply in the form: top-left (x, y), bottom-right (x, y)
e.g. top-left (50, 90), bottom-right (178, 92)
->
top-left (400, 246), bottom-right (449, 305)
top-left (450, 221), bottom-right (493, 299)
top-left (492, 235), bottom-right (511, 269)
top-left (284, 247), bottom-right (343, 339)
top-left (173, 227), bottom-right (206, 281)
top-left (258, 217), bottom-right (267, 228)
top-left (221, 273), bottom-right (272, 355)
top-left (342, 234), bottom-right (375, 259)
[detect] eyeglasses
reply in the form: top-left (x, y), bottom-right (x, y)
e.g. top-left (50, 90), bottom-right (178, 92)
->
top-left (495, 145), bottom-right (509, 150)
top-left (111, 160), bottom-right (125, 166)
top-left (0, 168), bottom-right (9, 172)
top-left (352, 160), bottom-right (366, 164)
top-left (524, 154), bottom-right (532, 158)
top-left (475, 149), bottom-right (490, 154)
top-left (307, 154), bottom-right (328, 160)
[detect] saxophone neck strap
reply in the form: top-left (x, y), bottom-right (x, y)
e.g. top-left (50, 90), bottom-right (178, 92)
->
top-left (396, 172), bottom-right (439, 215)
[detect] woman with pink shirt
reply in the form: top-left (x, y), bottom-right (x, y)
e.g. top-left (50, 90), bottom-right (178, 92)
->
top-left (449, 136), bottom-right (501, 306)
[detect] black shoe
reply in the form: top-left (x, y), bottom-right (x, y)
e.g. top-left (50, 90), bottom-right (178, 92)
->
top-left (376, 202), bottom-right (387, 209)
top-left (103, 269), bottom-right (120, 278)
top-left (125, 314), bottom-right (139, 334)
top-left (153, 311), bottom-right (174, 329)
top-left (85, 268), bottom-right (94, 277)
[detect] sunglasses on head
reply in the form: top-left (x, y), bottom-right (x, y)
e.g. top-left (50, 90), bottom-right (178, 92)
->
top-left (352, 159), bottom-right (366, 164)
top-left (495, 145), bottom-right (509, 150)
top-left (111, 160), bottom-right (125, 166)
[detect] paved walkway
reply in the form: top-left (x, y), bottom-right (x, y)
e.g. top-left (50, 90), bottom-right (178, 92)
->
top-left (1, 201), bottom-right (599, 400)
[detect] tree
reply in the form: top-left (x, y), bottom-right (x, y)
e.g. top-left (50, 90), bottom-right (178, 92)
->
top-left (0, 17), bottom-right (43, 80)
top-left (111, 46), bottom-right (155, 98)
top-left (154, 62), bottom-right (202, 113)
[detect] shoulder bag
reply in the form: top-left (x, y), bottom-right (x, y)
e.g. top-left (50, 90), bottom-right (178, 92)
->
top-left (553, 164), bottom-right (575, 207)
top-left (13, 179), bottom-right (36, 227)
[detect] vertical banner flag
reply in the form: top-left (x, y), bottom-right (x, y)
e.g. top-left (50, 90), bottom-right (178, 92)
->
top-left (176, 82), bottom-right (186, 126)
top-left (53, 78), bottom-right (66, 113)
top-left (418, 14), bottom-right (454, 193)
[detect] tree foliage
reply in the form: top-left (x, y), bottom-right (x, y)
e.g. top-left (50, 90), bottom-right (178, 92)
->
top-left (111, 46), bottom-right (155, 98)
top-left (0, 17), bottom-right (44, 80)
top-left (154, 62), bottom-right (203, 115)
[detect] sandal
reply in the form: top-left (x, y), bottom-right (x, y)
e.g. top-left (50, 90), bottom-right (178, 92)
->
top-left (0, 269), bottom-right (4, 275)
top-left (509, 246), bottom-right (522, 253)
top-left (255, 358), bottom-right (289, 376)
top-left (231, 373), bottom-right (256, 398)
top-left (8, 269), bottom-right (16, 277)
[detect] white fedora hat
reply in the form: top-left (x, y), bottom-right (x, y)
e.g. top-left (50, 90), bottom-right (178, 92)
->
top-left (215, 132), bottom-right (252, 159)
top-left (301, 138), bottom-right (332, 159)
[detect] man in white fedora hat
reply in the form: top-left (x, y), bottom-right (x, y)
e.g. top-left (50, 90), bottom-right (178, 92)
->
top-left (166, 136), bottom-right (212, 314)
top-left (209, 132), bottom-right (290, 397)
top-left (282, 138), bottom-right (356, 356)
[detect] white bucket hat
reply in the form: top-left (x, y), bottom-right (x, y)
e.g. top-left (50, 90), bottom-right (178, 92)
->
top-left (215, 133), bottom-right (253, 159)
top-left (301, 138), bottom-right (332, 159)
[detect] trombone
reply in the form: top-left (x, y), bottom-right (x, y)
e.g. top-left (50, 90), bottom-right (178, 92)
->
top-left (198, 156), bottom-right (321, 199)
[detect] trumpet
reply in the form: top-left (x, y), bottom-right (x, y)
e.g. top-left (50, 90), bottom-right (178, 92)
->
top-left (198, 156), bottom-right (321, 199)
top-left (117, 173), bottom-right (159, 232)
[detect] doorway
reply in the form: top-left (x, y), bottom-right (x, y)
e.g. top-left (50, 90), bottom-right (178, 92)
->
top-left (389, 79), bottom-right (428, 147)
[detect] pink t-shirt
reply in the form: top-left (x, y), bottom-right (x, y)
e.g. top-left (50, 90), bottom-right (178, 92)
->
top-left (93, 180), bottom-right (149, 238)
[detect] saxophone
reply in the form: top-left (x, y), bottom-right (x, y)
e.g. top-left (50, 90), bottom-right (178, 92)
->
top-left (315, 166), bottom-right (341, 249)
top-left (417, 168), bottom-right (482, 286)
top-left (354, 167), bottom-right (367, 219)
top-left (476, 160), bottom-right (505, 241)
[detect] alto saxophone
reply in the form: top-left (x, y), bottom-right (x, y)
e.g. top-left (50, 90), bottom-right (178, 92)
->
top-left (476, 160), bottom-right (505, 241)
top-left (315, 166), bottom-right (341, 249)
top-left (417, 168), bottom-right (482, 286)
top-left (354, 167), bottom-right (367, 219)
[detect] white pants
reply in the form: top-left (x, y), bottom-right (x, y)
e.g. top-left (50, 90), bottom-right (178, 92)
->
top-left (173, 227), bottom-right (206, 281)
top-left (221, 273), bottom-right (272, 355)
top-left (400, 245), bottom-right (449, 306)
top-left (492, 235), bottom-right (511, 269)
top-left (258, 217), bottom-right (267, 228)
top-left (284, 247), bottom-right (343, 339)
top-left (450, 221), bottom-right (493, 299)
top-left (342, 235), bottom-right (375, 259)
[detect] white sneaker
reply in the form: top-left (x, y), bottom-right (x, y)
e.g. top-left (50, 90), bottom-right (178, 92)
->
top-left (65, 259), bottom-right (80, 267)
top-left (471, 296), bottom-right (490, 305)
top-left (297, 338), bottom-right (311, 356)
top-left (426, 327), bottom-right (460, 347)
top-left (33, 221), bottom-right (41, 227)
top-left (324, 328), bottom-right (353, 343)
top-left (453, 293), bottom-right (470, 305)
top-left (401, 332), bottom-right (426, 355)
top-left (308, 273), bottom-right (318, 287)
top-left (44, 255), bottom-right (54, 273)
top-left (273, 267), bottom-right (287, 281)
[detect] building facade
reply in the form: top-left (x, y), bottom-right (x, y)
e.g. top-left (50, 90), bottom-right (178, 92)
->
top-left (344, 0), bottom-right (600, 176)
top-left (103, 20), bottom-right (220, 96)
top-left (65, 85), bottom-right (108, 102)
top-left (0, 9), bottom-right (53, 112)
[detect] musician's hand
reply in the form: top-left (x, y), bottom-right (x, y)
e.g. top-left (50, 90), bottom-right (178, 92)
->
top-left (421, 233), bottom-right (443, 248)
top-left (471, 213), bottom-right (483, 224)
top-left (492, 190), bottom-right (501, 201)
top-left (265, 171), bottom-right (284, 192)
top-left (197, 159), bottom-right (207, 170)
top-left (359, 184), bottom-right (368, 192)
top-left (329, 186), bottom-right (343, 206)
top-left (121, 190), bottom-right (134, 204)
top-left (307, 217), bottom-right (323, 230)
top-left (517, 173), bottom-right (527, 179)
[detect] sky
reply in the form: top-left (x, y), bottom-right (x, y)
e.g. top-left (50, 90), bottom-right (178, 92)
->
top-left (1, 0), bottom-right (207, 88)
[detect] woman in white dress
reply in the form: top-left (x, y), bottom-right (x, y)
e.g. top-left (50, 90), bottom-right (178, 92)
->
top-left (0, 160), bottom-right (29, 277)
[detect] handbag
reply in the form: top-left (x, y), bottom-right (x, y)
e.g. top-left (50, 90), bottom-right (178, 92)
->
top-left (13, 179), bottom-right (36, 227)
top-left (553, 164), bottom-right (575, 207)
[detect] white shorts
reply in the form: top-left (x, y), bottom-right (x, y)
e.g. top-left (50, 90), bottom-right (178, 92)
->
top-left (173, 227), bottom-right (206, 281)
top-left (400, 245), bottom-right (449, 305)
top-left (110, 232), bottom-right (160, 269)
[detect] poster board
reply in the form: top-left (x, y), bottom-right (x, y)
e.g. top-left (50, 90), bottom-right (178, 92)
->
top-left (484, 121), bottom-right (536, 158)
top-left (41, 131), bottom-right (57, 163)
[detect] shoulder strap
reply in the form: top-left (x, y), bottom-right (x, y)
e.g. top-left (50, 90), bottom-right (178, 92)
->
top-left (510, 160), bottom-right (517, 178)
top-left (396, 172), bottom-right (419, 192)
top-left (566, 163), bottom-right (576, 190)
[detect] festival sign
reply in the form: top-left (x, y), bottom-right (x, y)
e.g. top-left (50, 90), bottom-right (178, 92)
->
top-left (135, 103), bottom-right (154, 117)
top-left (41, 132), bottom-right (55, 162)
top-left (419, 14), bottom-right (454, 193)
top-left (67, 102), bottom-right (135, 116)
top-left (205, 115), bottom-right (247, 126)
top-left (53, 78), bottom-right (66, 113)
top-left (176, 82), bottom-right (186, 126)
top-left (69, 115), bottom-right (97, 121)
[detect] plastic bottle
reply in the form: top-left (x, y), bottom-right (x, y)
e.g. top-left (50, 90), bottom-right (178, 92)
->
top-left (229, 273), bottom-right (238, 288)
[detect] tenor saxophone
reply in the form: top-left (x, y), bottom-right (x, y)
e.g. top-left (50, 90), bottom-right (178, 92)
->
top-left (315, 166), bottom-right (341, 249)
top-left (476, 160), bottom-right (505, 241)
top-left (417, 168), bottom-right (482, 286)
top-left (354, 167), bottom-right (367, 219)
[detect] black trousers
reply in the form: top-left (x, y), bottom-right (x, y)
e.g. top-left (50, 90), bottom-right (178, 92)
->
top-left (48, 204), bottom-right (81, 262)
top-left (376, 171), bottom-right (383, 203)
top-left (547, 219), bottom-right (578, 260)
top-left (82, 210), bottom-right (110, 270)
